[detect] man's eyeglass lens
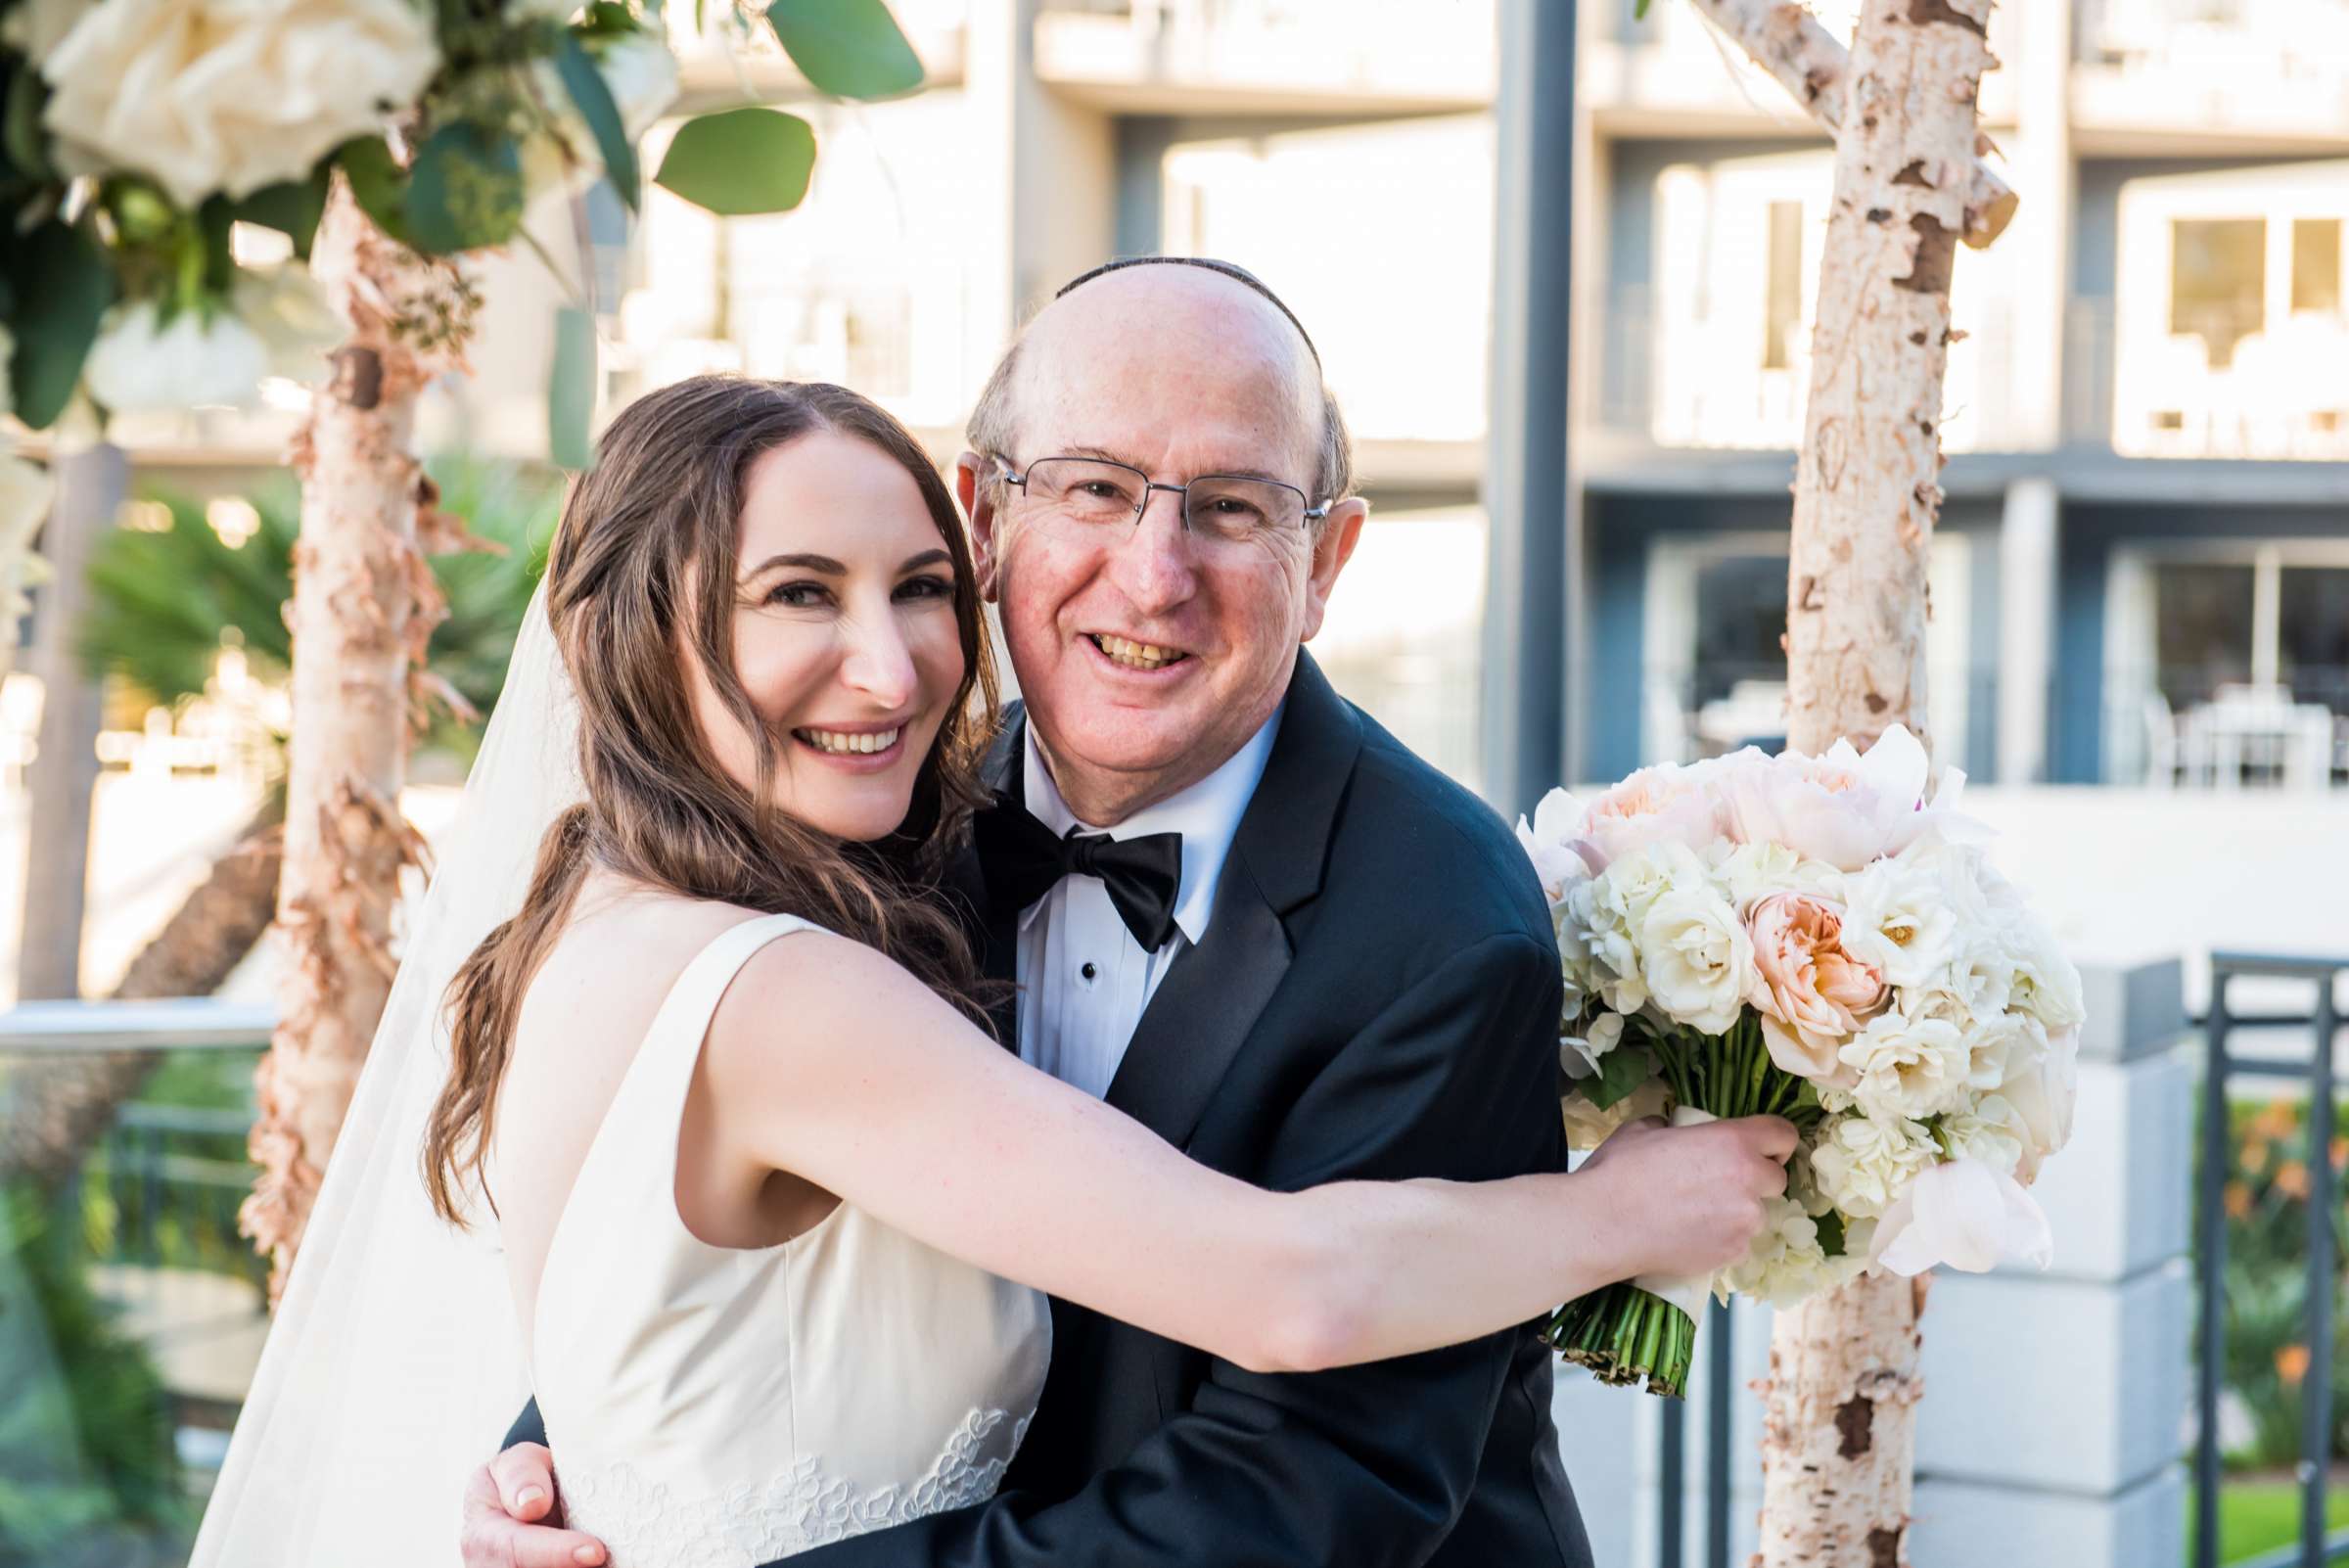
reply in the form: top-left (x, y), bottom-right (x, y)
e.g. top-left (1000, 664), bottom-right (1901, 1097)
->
top-left (1020, 459), bottom-right (1303, 543)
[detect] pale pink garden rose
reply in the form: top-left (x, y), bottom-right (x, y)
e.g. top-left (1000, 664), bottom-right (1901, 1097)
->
top-left (1514, 787), bottom-right (1594, 902)
top-left (1871, 1156), bottom-right (2053, 1275)
top-left (1571, 760), bottom-right (1726, 873)
top-left (1718, 725), bottom-right (1984, 871)
top-left (1745, 892), bottom-right (1887, 1080)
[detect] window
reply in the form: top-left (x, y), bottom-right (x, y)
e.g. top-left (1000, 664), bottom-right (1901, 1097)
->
top-left (2152, 562), bottom-right (2255, 709)
top-left (1763, 200), bottom-right (1804, 371)
top-left (2169, 218), bottom-right (2266, 368)
top-left (2279, 566), bottom-right (2349, 713)
top-left (2290, 217), bottom-right (2341, 316)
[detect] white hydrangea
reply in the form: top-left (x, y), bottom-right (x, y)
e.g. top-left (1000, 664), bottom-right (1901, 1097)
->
top-left (1709, 837), bottom-right (1836, 914)
top-left (1937, 1094), bottom-right (2027, 1177)
top-left (85, 302), bottom-right (269, 412)
top-left (1559, 1010), bottom-right (1626, 1082)
top-left (1807, 1112), bottom-right (1938, 1220)
top-left (1571, 845), bottom-right (1681, 1017)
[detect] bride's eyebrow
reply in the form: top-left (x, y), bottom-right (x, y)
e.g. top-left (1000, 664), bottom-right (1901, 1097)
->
top-left (741, 552), bottom-right (847, 580)
top-left (898, 548), bottom-right (951, 574)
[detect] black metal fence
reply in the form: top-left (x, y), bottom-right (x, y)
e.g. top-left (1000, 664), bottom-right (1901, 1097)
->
top-left (2197, 952), bottom-right (2347, 1568)
top-left (1655, 1296), bottom-right (1736, 1568)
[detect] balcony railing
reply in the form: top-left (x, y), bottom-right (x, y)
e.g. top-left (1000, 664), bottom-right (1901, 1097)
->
top-left (1033, 0), bottom-right (1496, 112)
top-left (2073, 0), bottom-right (2349, 141)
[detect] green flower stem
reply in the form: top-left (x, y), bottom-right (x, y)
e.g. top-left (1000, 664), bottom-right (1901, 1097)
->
top-left (1545, 1281), bottom-right (1698, 1400)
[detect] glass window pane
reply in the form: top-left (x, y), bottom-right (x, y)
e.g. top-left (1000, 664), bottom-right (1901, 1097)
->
top-left (2278, 565), bottom-right (2349, 715)
top-left (2291, 218), bottom-right (2342, 315)
top-left (2152, 561), bottom-right (2255, 710)
top-left (1309, 508), bottom-right (1485, 789)
top-left (2169, 218), bottom-right (2266, 369)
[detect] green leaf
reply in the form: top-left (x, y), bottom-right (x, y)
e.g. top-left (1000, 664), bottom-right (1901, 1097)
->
top-left (4, 67), bottom-right (50, 182)
top-left (404, 122), bottom-right (526, 254)
top-left (5, 220), bottom-right (115, 430)
top-left (554, 34), bottom-right (639, 211)
top-left (654, 109), bottom-right (815, 215)
top-left (1583, 1044), bottom-right (1656, 1113)
top-left (1815, 1208), bottom-right (1848, 1259)
top-left (765, 0), bottom-right (923, 100)
top-left (547, 306), bottom-right (597, 471)
top-left (1635, 0), bottom-right (1654, 17)
top-left (234, 172), bottom-right (331, 259)
top-left (338, 136), bottom-right (413, 245)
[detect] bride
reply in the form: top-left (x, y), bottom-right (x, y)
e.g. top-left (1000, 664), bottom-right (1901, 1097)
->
top-left (192, 375), bottom-right (1791, 1567)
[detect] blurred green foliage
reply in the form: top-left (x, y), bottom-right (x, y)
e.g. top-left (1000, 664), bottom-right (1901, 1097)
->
top-left (78, 454), bottom-right (561, 769)
top-left (2205, 1093), bottom-right (2349, 1470)
top-left (0, 1184), bottom-right (189, 1567)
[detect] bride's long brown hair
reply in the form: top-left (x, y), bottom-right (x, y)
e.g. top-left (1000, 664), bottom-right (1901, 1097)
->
top-left (423, 377), bottom-right (1000, 1224)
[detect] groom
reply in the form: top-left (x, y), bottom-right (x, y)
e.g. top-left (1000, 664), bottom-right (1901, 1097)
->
top-left (464, 256), bottom-right (1594, 1568)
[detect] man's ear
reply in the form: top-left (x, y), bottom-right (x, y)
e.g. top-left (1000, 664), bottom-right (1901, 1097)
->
top-left (1299, 497), bottom-right (1368, 644)
top-left (956, 451), bottom-right (1004, 603)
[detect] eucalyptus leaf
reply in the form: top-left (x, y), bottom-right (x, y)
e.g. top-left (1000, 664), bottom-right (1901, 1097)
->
top-left (547, 306), bottom-right (597, 471)
top-left (338, 136), bottom-right (412, 245)
top-left (765, 0), bottom-right (923, 100)
top-left (1584, 1044), bottom-right (1657, 1113)
top-left (4, 67), bottom-right (50, 182)
top-left (5, 221), bottom-right (115, 430)
top-left (405, 122), bottom-right (526, 255)
top-left (555, 35), bottom-right (638, 211)
top-left (654, 109), bottom-right (815, 216)
top-left (234, 173), bottom-right (331, 259)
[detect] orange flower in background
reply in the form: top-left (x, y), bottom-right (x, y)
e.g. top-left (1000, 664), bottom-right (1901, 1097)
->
top-left (2251, 1100), bottom-right (2299, 1142)
top-left (2274, 1161), bottom-right (2312, 1200)
top-left (2331, 1135), bottom-right (2346, 1170)
top-left (2276, 1343), bottom-right (2311, 1386)
top-left (2241, 1137), bottom-right (2271, 1174)
top-left (2225, 1181), bottom-right (2253, 1220)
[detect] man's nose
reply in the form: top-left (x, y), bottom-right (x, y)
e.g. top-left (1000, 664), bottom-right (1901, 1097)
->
top-left (1107, 487), bottom-right (1200, 617)
top-left (840, 614), bottom-right (917, 708)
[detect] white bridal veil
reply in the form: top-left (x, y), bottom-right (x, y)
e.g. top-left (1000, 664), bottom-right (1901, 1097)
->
top-left (191, 585), bottom-right (577, 1565)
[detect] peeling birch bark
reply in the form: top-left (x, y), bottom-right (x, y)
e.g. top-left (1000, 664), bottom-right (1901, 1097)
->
top-left (1761, 0), bottom-right (1996, 1561)
top-left (1687, 0), bottom-right (2017, 248)
top-left (241, 181), bottom-right (476, 1302)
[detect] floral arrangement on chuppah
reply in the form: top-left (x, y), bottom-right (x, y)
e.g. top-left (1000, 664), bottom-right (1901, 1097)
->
top-left (1519, 727), bottom-right (2080, 1398)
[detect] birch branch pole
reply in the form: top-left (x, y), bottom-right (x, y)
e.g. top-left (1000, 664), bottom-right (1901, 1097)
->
top-left (1757, 0), bottom-right (1998, 1562)
top-left (240, 181), bottom-right (477, 1302)
top-left (1690, 0), bottom-right (2017, 248)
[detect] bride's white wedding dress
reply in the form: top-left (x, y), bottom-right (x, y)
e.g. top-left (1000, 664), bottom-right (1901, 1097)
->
top-left (529, 911), bottom-right (1051, 1568)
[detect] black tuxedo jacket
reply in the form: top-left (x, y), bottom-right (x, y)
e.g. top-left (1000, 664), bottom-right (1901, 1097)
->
top-left (790, 652), bottom-right (1591, 1568)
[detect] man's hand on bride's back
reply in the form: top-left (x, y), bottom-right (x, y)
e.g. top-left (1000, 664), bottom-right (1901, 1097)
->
top-left (459, 1444), bottom-right (609, 1568)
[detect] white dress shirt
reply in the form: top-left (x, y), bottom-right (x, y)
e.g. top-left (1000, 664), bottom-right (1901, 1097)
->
top-left (1014, 709), bottom-right (1282, 1101)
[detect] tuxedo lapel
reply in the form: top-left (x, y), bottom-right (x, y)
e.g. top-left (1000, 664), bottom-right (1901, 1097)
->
top-left (1102, 652), bottom-right (1362, 1149)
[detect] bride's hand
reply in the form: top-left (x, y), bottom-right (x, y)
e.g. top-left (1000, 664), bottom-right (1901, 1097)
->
top-left (459, 1444), bottom-right (609, 1568)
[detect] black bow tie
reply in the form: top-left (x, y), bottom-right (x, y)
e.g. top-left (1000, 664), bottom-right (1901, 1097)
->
top-left (975, 796), bottom-right (1184, 952)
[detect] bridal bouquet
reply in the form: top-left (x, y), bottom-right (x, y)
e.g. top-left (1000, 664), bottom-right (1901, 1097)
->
top-left (1518, 727), bottom-right (2081, 1399)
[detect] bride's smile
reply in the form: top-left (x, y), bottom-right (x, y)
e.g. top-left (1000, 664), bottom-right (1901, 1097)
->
top-left (695, 429), bottom-right (970, 844)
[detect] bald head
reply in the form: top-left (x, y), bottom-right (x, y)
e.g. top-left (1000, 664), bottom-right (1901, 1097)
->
top-left (968, 257), bottom-right (1353, 506)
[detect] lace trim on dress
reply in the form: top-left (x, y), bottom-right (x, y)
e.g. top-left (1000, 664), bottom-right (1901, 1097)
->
top-left (557, 1407), bottom-right (1034, 1568)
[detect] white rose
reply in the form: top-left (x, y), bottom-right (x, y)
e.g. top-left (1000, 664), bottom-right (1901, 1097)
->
top-left (40, 0), bottom-right (438, 209)
top-left (1838, 1000), bottom-right (1970, 1122)
top-left (1806, 1111), bottom-right (1936, 1220)
top-left (1635, 870), bottom-right (1753, 1035)
top-left (1835, 850), bottom-right (1962, 991)
top-left (525, 32), bottom-right (680, 197)
top-left (2002, 910), bottom-right (2086, 1032)
top-left (86, 302), bottom-right (270, 412)
top-left (1710, 838), bottom-right (1836, 913)
top-left (1, 0), bottom-right (87, 61)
